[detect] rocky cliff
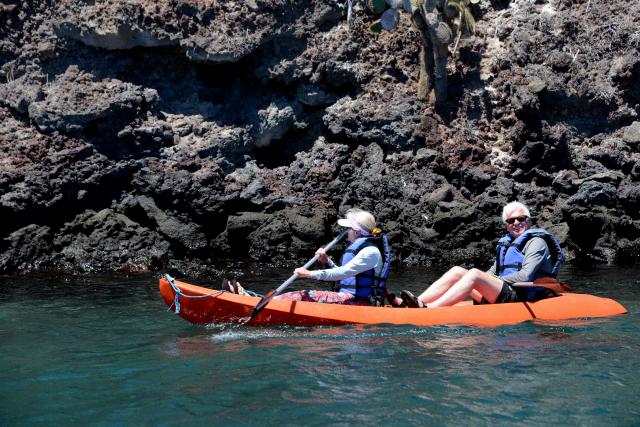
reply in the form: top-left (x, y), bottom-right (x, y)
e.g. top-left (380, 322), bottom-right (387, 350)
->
top-left (1, 0), bottom-right (639, 274)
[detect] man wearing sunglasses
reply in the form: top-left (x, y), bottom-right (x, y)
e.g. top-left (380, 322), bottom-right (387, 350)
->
top-left (400, 201), bottom-right (564, 308)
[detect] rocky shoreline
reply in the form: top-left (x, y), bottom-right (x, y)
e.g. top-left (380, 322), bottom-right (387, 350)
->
top-left (0, 0), bottom-right (639, 275)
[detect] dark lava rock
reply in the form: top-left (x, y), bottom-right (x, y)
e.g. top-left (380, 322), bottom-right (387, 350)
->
top-left (0, 68), bottom-right (46, 114)
top-left (622, 122), bottom-right (640, 146)
top-left (561, 181), bottom-right (618, 212)
top-left (53, 208), bottom-right (171, 272)
top-left (1, 0), bottom-right (640, 272)
top-left (323, 95), bottom-right (424, 151)
top-left (618, 182), bottom-right (640, 217)
top-left (133, 195), bottom-right (207, 250)
top-left (0, 224), bottom-right (52, 271)
top-left (28, 66), bottom-right (158, 135)
top-left (545, 51), bottom-right (572, 72)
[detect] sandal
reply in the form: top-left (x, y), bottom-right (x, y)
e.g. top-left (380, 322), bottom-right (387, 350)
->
top-left (385, 292), bottom-right (405, 308)
top-left (400, 290), bottom-right (426, 308)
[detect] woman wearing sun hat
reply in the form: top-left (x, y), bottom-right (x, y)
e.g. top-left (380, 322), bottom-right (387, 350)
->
top-left (277, 208), bottom-right (391, 304)
top-left (400, 201), bottom-right (564, 308)
top-left (229, 208), bottom-right (392, 305)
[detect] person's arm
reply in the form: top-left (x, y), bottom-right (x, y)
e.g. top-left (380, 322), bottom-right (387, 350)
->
top-left (315, 248), bottom-right (337, 268)
top-left (325, 257), bottom-right (338, 269)
top-left (307, 247), bottom-right (380, 281)
top-left (500, 238), bottom-right (549, 284)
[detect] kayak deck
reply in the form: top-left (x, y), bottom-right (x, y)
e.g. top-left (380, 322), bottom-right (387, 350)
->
top-left (159, 278), bottom-right (627, 327)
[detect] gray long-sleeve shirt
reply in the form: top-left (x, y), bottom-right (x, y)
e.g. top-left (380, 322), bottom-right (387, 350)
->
top-left (487, 237), bottom-right (554, 284)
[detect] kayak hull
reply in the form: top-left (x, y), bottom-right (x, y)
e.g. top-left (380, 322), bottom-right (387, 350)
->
top-left (159, 278), bottom-right (627, 327)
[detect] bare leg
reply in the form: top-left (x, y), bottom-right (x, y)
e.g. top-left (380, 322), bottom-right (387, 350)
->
top-left (470, 289), bottom-right (483, 302)
top-left (427, 269), bottom-right (504, 308)
top-left (418, 266), bottom-right (469, 304)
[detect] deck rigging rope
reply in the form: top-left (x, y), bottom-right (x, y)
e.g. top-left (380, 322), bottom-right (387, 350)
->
top-left (165, 274), bottom-right (224, 314)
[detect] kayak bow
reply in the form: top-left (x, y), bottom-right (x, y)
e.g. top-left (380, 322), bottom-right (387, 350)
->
top-left (159, 278), bottom-right (627, 327)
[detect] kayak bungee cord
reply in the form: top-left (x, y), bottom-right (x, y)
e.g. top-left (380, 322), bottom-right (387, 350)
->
top-left (164, 274), bottom-right (224, 314)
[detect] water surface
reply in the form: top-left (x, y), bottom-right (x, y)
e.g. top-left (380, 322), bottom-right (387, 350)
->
top-left (1, 265), bottom-right (639, 425)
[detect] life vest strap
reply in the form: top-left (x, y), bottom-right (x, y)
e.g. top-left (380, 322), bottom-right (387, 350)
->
top-left (501, 263), bottom-right (522, 270)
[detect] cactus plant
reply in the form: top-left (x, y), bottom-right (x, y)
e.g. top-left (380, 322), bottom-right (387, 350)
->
top-left (435, 21), bottom-right (452, 44)
top-left (425, 0), bottom-right (437, 12)
top-left (447, 0), bottom-right (476, 34)
top-left (385, 0), bottom-right (403, 9)
top-left (381, 8), bottom-right (401, 30)
top-left (367, 0), bottom-right (387, 14)
top-left (362, 0), bottom-right (479, 104)
top-left (370, 20), bottom-right (384, 33)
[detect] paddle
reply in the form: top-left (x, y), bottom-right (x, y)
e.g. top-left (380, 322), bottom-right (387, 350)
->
top-left (249, 229), bottom-right (349, 320)
top-left (512, 278), bottom-right (573, 292)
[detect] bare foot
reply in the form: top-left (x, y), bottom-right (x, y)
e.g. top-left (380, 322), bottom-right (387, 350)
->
top-left (223, 280), bottom-right (236, 293)
top-left (235, 282), bottom-right (247, 296)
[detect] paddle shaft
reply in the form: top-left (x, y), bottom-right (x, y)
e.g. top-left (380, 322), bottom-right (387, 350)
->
top-left (512, 279), bottom-right (572, 292)
top-left (250, 229), bottom-right (349, 319)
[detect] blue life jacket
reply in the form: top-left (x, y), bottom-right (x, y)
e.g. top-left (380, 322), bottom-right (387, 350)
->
top-left (496, 228), bottom-right (564, 278)
top-left (338, 235), bottom-right (391, 299)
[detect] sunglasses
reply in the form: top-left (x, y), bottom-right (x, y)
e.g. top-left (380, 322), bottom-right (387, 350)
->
top-left (505, 215), bottom-right (529, 225)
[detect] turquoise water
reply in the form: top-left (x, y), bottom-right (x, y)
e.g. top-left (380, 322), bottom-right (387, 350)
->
top-left (1, 266), bottom-right (639, 426)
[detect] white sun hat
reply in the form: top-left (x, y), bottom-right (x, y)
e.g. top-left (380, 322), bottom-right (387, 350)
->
top-left (337, 209), bottom-right (376, 236)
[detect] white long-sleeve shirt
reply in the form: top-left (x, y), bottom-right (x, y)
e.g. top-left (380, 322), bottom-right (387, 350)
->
top-left (308, 246), bottom-right (383, 282)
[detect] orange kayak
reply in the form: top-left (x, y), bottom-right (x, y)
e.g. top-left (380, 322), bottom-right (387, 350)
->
top-left (159, 278), bottom-right (627, 327)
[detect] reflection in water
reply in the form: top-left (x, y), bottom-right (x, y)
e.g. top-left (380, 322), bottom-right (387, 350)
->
top-left (537, 331), bottom-right (572, 340)
top-left (281, 390), bottom-right (324, 404)
top-left (1, 267), bottom-right (639, 426)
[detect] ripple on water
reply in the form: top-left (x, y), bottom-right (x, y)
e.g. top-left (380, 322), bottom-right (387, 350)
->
top-left (1, 268), bottom-right (639, 426)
